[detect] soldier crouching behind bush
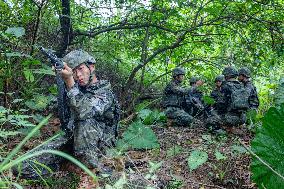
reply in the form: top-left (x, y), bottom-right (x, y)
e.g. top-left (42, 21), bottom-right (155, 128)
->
top-left (161, 67), bottom-right (194, 127)
top-left (13, 50), bottom-right (120, 179)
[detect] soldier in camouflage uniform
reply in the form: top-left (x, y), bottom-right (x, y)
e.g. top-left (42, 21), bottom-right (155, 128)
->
top-left (184, 77), bottom-right (205, 117)
top-left (206, 67), bottom-right (247, 130)
top-left (15, 50), bottom-right (120, 178)
top-left (238, 67), bottom-right (259, 110)
top-left (162, 67), bottom-right (194, 127)
top-left (210, 75), bottom-right (226, 114)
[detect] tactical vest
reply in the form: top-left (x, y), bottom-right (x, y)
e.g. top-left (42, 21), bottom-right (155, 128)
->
top-left (226, 81), bottom-right (250, 111)
top-left (162, 82), bottom-right (185, 108)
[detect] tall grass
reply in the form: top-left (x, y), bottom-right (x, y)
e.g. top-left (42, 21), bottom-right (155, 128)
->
top-left (0, 115), bottom-right (97, 188)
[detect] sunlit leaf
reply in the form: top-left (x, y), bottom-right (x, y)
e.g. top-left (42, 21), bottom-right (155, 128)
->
top-left (5, 27), bottom-right (25, 37)
top-left (187, 150), bottom-right (208, 172)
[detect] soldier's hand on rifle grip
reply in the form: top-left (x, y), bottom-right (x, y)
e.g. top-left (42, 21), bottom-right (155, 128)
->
top-left (60, 63), bottom-right (75, 90)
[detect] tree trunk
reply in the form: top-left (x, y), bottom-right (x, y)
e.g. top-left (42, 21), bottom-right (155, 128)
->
top-left (57, 0), bottom-right (72, 57)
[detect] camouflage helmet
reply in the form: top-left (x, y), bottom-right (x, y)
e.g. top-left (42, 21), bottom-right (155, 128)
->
top-left (238, 67), bottom-right (251, 78)
top-left (215, 75), bottom-right (225, 82)
top-left (222, 66), bottom-right (238, 78)
top-left (172, 67), bottom-right (186, 77)
top-left (62, 50), bottom-right (96, 69)
top-left (189, 77), bottom-right (197, 83)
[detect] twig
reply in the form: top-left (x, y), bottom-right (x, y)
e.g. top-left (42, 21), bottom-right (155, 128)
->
top-left (238, 138), bottom-right (284, 181)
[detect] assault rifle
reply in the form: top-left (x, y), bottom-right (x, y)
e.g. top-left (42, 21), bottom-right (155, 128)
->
top-left (184, 95), bottom-right (212, 119)
top-left (39, 47), bottom-right (70, 133)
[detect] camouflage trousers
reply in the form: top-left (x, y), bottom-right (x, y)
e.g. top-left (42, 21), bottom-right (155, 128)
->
top-left (164, 107), bottom-right (194, 127)
top-left (205, 110), bottom-right (246, 130)
top-left (14, 124), bottom-right (116, 179)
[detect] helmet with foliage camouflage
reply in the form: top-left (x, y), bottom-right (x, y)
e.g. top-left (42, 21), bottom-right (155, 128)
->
top-left (62, 50), bottom-right (96, 69)
top-left (215, 75), bottom-right (225, 82)
top-left (238, 67), bottom-right (251, 78)
top-left (172, 67), bottom-right (185, 77)
top-left (222, 66), bottom-right (238, 78)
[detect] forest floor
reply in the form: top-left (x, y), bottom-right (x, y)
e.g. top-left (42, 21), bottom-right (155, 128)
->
top-left (15, 118), bottom-right (256, 189)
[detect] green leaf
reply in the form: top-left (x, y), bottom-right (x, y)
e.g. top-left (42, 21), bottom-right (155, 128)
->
top-left (201, 134), bottom-right (213, 144)
top-left (214, 150), bottom-right (227, 161)
top-left (5, 52), bottom-right (24, 57)
top-left (138, 109), bottom-right (152, 120)
top-left (12, 99), bottom-right (24, 104)
top-left (113, 173), bottom-right (127, 189)
top-left (231, 145), bottom-right (247, 155)
top-left (202, 95), bottom-right (215, 105)
top-left (251, 103), bottom-right (284, 188)
top-left (274, 78), bottom-right (284, 106)
top-left (25, 94), bottom-right (52, 111)
top-left (149, 161), bottom-right (163, 173)
top-left (0, 129), bottom-right (20, 138)
top-left (166, 145), bottom-right (183, 158)
top-left (5, 27), bottom-right (25, 37)
top-left (32, 68), bottom-right (55, 76)
top-left (187, 150), bottom-right (208, 172)
top-left (21, 59), bottom-right (41, 66)
top-left (23, 69), bottom-right (35, 82)
top-left (119, 121), bottom-right (160, 150)
top-left (138, 109), bottom-right (166, 125)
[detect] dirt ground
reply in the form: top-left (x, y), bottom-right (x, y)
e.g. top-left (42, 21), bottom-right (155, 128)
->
top-left (16, 118), bottom-right (256, 189)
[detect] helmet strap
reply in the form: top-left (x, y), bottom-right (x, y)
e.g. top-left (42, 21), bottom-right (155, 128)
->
top-left (85, 63), bottom-right (96, 86)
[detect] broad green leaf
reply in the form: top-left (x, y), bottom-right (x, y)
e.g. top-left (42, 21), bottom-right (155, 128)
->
top-left (5, 27), bottom-right (25, 37)
top-left (119, 121), bottom-right (160, 150)
top-left (251, 103), bottom-right (284, 188)
top-left (25, 94), bottom-right (53, 111)
top-left (214, 150), bottom-right (227, 161)
top-left (187, 150), bottom-right (208, 172)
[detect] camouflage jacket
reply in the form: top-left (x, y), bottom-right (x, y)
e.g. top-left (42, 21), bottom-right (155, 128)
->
top-left (243, 80), bottom-right (259, 109)
top-left (188, 86), bottom-right (203, 103)
top-left (210, 87), bottom-right (226, 114)
top-left (66, 80), bottom-right (120, 148)
top-left (162, 80), bottom-right (189, 108)
top-left (184, 86), bottom-right (204, 112)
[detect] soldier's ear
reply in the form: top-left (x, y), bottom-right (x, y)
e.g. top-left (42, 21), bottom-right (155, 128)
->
top-left (89, 64), bottom-right (95, 71)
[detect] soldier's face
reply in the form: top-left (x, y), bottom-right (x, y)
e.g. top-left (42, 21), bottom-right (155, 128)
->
top-left (216, 81), bottom-right (222, 87)
top-left (176, 75), bottom-right (184, 82)
top-left (73, 64), bottom-right (91, 86)
top-left (196, 80), bottom-right (204, 86)
top-left (238, 75), bottom-right (244, 82)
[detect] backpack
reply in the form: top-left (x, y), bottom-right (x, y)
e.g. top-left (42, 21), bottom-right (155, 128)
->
top-left (227, 82), bottom-right (250, 111)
